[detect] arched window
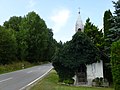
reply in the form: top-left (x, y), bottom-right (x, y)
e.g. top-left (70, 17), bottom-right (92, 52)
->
top-left (78, 28), bottom-right (81, 31)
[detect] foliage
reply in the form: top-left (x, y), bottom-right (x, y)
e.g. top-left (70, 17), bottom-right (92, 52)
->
top-left (2, 11), bottom-right (56, 64)
top-left (4, 16), bottom-right (22, 31)
top-left (52, 32), bottom-right (100, 83)
top-left (3, 16), bottom-right (28, 61)
top-left (67, 32), bottom-right (100, 65)
top-left (84, 18), bottom-right (104, 51)
top-left (107, 0), bottom-right (120, 44)
top-left (111, 40), bottom-right (120, 90)
top-left (52, 41), bottom-right (75, 81)
top-left (103, 10), bottom-right (113, 57)
top-left (19, 11), bottom-right (56, 63)
top-left (43, 29), bottom-right (57, 62)
top-left (15, 29), bottom-right (28, 61)
top-left (103, 0), bottom-right (120, 85)
top-left (0, 26), bottom-right (17, 65)
top-left (63, 79), bottom-right (74, 84)
top-left (103, 10), bottom-right (113, 39)
top-left (103, 10), bottom-right (114, 84)
top-left (92, 77), bottom-right (106, 87)
top-left (21, 11), bottom-right (48, 62)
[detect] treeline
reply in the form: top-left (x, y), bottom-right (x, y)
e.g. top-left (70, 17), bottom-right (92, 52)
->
top-left (0, 11), bottom-right (57, 65)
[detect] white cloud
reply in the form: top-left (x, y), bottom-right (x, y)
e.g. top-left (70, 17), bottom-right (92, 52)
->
top-left (50, 9), bottom-right (70, 33)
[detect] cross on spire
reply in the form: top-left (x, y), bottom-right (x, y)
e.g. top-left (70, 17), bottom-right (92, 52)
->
top-left (78, 7), bottom-right (80, 14)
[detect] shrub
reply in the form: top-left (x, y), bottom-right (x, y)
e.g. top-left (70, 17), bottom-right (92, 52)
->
top-left (63, 79), bottom-right (74, 85)
top-left (92, 77), bottom-right (104, 87)
top-left (111, 40), bottom-right (120, 90)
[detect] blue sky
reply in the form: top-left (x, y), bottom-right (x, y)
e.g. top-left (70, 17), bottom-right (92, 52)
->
top-left (0, 0), bottom-right (117, 42)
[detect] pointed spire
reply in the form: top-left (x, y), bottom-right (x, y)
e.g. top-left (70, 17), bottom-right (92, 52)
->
top-left (75, 8), bottom-right (84, 32)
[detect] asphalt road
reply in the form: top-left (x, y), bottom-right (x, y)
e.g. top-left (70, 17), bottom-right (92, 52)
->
top-left (0, 63), bottom-right (53, 90)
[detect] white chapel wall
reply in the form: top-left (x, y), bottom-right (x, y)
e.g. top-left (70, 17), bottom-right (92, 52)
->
top-left (86, 60), bottom-right (103, 86)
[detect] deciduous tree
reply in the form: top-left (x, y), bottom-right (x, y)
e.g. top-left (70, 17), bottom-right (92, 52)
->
top-left (0, 26), bottom-right (17, 64)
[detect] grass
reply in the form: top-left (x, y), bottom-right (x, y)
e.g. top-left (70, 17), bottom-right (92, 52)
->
top-left (0, 61), bottom-right (34, 74)
top-left (30, 70), bottom-right (114, 90)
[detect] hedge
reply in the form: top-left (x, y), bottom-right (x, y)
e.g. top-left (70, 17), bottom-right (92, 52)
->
top-left (111, 40), bottom-right (120, 90)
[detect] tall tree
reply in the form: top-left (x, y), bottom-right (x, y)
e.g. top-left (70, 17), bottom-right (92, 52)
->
top-left (84, 18), bottom-right (104, 51)
top-left (103, 10), bottom-right (114, 84)
top-left (103, 10), bottom-right (114, 58)
top-left (15, 29), bottom-right (28, 61)
top-left (110, 0), bottom-right (120, 89)
top-left (103, 10), bottom-right (113, 38)
top-left (0, 26), bottom-right (17, 65)
top-left (108, 0), bottom-right (120, 43)
top-left (20, 11), bottom-right (55, 63)
top-left (3, 16), bottom-right (28, 61)
top-left (42, 30), bottom-right (56, 62)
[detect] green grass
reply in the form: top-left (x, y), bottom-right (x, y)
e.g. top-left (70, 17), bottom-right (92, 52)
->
top-left (0, 61), bottom-right (34, 74)
top-left (30, 70), bottom-right (114, 90)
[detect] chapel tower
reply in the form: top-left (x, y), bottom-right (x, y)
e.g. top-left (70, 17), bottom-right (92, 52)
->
top-left (75, 9), bottom-right (84, 32)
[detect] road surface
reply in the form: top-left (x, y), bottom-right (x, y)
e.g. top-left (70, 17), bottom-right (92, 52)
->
top-left (0, 63), bottom-right (53, 90)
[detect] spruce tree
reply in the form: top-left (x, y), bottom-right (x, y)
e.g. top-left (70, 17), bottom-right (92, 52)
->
top-left (108, 0), bottom-right (120, 43)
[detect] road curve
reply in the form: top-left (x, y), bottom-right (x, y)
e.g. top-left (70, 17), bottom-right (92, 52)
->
top-left (0, 63), bottom-right (53, 90)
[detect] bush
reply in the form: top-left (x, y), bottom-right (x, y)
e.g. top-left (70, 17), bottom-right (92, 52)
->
top-left (111, 40), bottom-right (120, 90)
top-left (63, 79), bottom-right (74, 85)
top-left (92, 77), bottom-right (104, 87)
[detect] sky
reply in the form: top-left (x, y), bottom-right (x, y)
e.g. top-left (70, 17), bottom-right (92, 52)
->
top-left (0, 0), bottom-right (118, 42)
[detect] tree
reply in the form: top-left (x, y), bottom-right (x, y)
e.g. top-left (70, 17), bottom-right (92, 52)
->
top-left (4, 16), bottom-right (22, 31)
top-left (3, 11), bottom-right (56, 63)
top-left (0, 26), bottom-right (17, 65)
top-left (20, 11), bottom-right (55, 63)
top-left (103, 10), bottom-right (113, 38)
top-left (53, 32), bottom-right (100, 83)
top-left (103, 10), bottom-right (114, 58)
top-left (3, 16), bottom-right (28, 61)
top-left (103, 0), bottom-right (120, 86)
top-left (109, 1), bottom-right (120, 89)
top-left (84, 18), bottom-right (104, 51)
top-left (103, 10), bottom-right (114, 84)
top-left (111, 40), bottom-right (120, 90)
top-left (15, 29), bottom-right (28, 61)
top-left (41, 29), bottom-right (57, 62)
top-left (108, 0), bottom-right (120, 43)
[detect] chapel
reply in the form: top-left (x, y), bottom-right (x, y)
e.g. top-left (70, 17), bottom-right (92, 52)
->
top-left (74, 10), bottom-right (104, 86)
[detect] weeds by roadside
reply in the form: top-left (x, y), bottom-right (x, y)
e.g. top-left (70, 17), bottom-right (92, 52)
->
top-left (0, 61), bottom-right (34, 74)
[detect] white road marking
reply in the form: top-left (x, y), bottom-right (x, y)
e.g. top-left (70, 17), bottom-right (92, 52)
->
top-left (0, 77), bottom-right (13, 83)
top-left (19, 67), bottom-right (53, 90)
